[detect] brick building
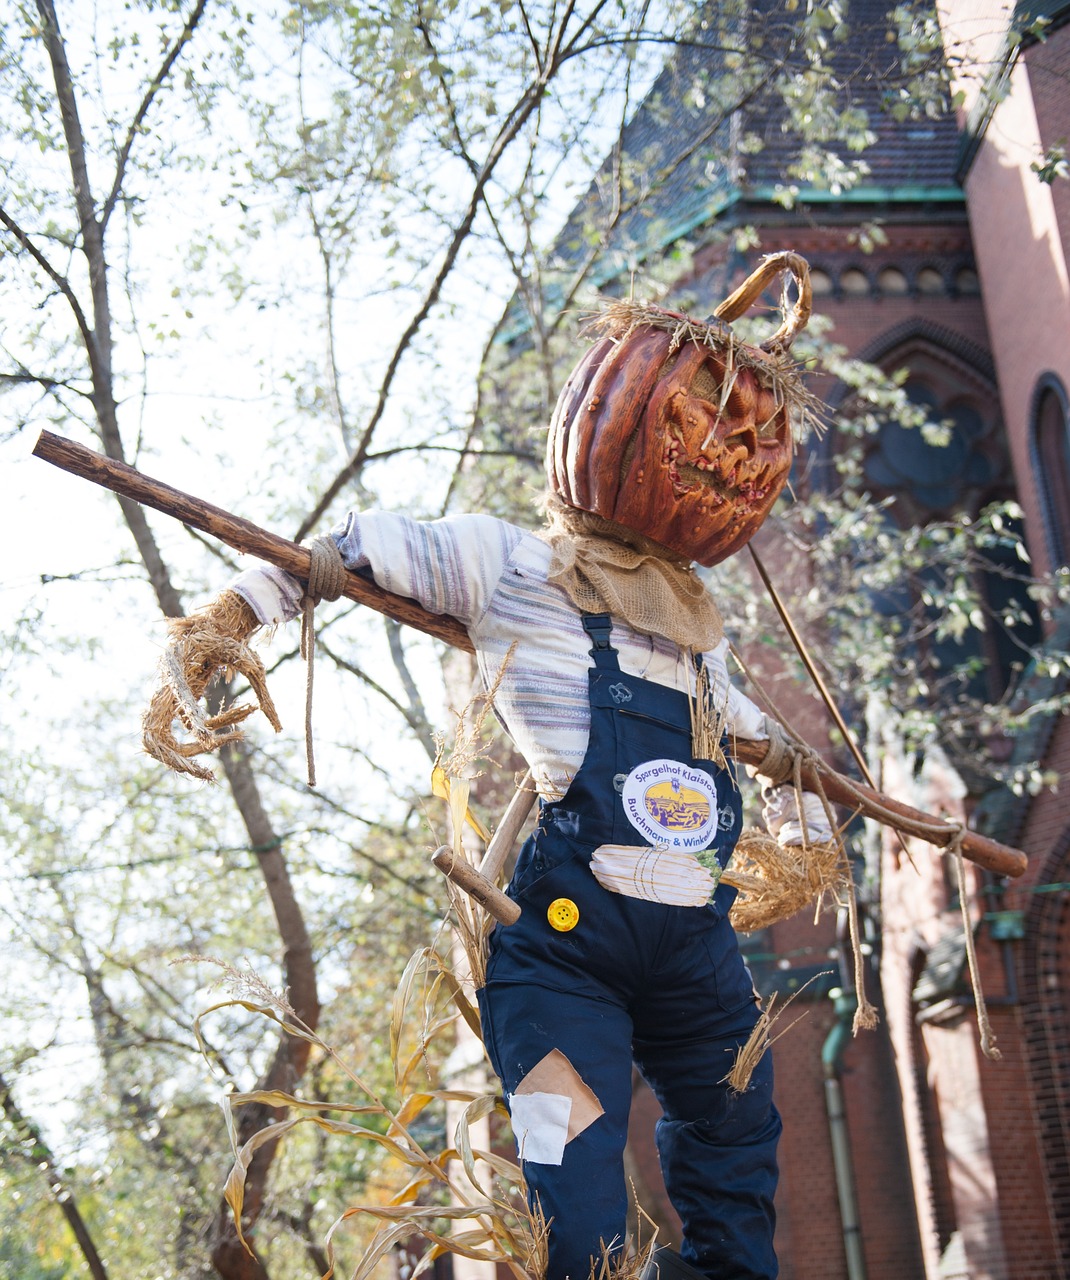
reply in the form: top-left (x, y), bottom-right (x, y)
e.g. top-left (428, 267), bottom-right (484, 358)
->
top-left (533, 3), bottom-right (1070, 1277)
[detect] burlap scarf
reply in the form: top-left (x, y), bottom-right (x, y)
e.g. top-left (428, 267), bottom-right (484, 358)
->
top-left (539, 494), bottom-right (724, 652)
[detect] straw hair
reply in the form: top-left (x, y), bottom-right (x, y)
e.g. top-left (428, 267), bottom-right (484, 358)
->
top-left (581, 297), bottom-right (825, 443)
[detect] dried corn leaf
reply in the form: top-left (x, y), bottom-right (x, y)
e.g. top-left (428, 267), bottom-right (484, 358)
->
top-left (390, 949), bottom-right (435, 1087)
top-left (449, 776), bottom-right (472, 855)
top-left (388, 1171), bottom-right (433, 1207)
top-left (329, 1202), bottom-right (535, 1280)
top-left (432, 764), bottom-right (492, 842)
top-left (229, 1088), bottom-right (382, 1116)
top-left (437, 965), bottom-right (483, 1040)
top-left (395, 1091), bottom-right (435, 1128)
top-left (455, 1093), bottom-right (505, 1197)
top-left (194, 997), bottom-right (319, 1059)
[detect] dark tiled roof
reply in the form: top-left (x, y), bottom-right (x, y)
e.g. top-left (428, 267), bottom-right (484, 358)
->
top-left (545, 45), bottom-right (737, 283)
top-left (551, 0), bottom-right (963, 286)
top-left (740, 0), bottom-right (961, 192)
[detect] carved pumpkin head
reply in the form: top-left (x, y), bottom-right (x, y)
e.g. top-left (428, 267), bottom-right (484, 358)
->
top-left (545, 254), bottom-right (814, 566)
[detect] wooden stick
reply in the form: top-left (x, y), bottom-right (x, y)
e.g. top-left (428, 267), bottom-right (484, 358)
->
top-left (32, 429), bottom-right (1028, 879)
top-left (31, 429), bottom-right (473, 653)
top-left (431, 845), bottom-right (521, 925)
top-left (478, 770), bottom-right (537, 884)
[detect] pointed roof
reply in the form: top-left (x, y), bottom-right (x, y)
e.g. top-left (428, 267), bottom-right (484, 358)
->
top-left (546, 0), bottom-right (963, 291)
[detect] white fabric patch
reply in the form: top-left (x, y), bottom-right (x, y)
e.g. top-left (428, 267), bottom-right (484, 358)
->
top-left (591, 844), bottom-right (716, 906)
top-left (509, 1091), bottom-right (573, 1166)
top-left (621, 758), bottom-right (719, 851)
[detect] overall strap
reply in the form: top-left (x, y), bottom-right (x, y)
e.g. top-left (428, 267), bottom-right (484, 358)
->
top-left (581, 613), bottom-right (621, 671)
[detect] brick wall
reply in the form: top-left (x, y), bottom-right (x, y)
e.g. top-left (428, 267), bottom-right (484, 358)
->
top-left (1026, 23), bottom-right (1070, 278)
top-left (1014, 713), bottom-right (1070, 1271)
top-left (770, 1008), bottom-right (847, 1279)
top-left (960, 45), bottom-right (1070, 581)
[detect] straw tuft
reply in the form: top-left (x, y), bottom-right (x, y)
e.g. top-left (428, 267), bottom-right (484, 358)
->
top-left (724, 829), bottom-right (850, 934)
top-left (142, 591), bottom-right (280, 780)
top-left (725, 971), bottom-right (828, 1093)
top-left (582, 298), bottom-right (826, 443)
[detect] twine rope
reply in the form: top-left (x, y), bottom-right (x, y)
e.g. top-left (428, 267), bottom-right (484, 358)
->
top-left (756, 717), bottom-right (797, 786)
top-left (300, 535), bottom-right (347, 786)
top-left (734, 645), bottom-right (1001, 1052)
top-left (732, 646), bottom-right (880, 1029)
top-left (789, 736), bottom-right (879, 1032)
top-left (950, 828), bottom-right (1002, 1061)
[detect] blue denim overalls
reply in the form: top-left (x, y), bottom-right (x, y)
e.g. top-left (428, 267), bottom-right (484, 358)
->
top-left (478, 615), bottom-right (780, 1280)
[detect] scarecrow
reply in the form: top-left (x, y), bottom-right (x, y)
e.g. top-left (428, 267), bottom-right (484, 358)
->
top-left (148, 253), bottom-right (833, 1280)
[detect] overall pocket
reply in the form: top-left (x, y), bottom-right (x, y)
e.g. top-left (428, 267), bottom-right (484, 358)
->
top-left (490, 827), bottom-right (613, 990)
top-left (509, 824), bottom-right (576, 899)
top-left (702, 908), bottom-right (759, 1014)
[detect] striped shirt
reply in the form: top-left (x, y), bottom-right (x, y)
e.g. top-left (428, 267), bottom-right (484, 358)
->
top-left (231, 511), bottom-right (770, 800)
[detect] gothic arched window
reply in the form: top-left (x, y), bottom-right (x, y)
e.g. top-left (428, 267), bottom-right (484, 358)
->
top-left (849, 338), bottom-right (1041, 706)
top-left (1031, 375), bottom-right (1070, 571)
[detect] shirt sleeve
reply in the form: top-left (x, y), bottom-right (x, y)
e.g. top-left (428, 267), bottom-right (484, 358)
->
top-left (703, 639), bottom-right (769, 741)
top-left (763, 783), bottom-right (834, 845)
top-left (229, 511), bottom-right (523, 628)
top-left (229, 564), bottom-right (305, 625)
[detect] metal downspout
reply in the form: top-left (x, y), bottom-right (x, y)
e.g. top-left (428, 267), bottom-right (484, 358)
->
top-left (823, 990), bottom-right (868, 1280)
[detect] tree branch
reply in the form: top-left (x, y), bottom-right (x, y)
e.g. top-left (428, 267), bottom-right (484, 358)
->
top-left (27, 13), bottom-right (322, 1269)
top-left (35, 0), bottom-right (186, 617)
top-left (99, 0), bottom-right (209, 234)
top-left (319, 637), bottom-right (437, 758)
top-left (0, 205), bottom-right (95, 355)
top-left (0, 1069), bottom-right (110, 1280)
top-left (35, 0), bottom-right (111, 382)
top-left (293, 3), bottom-right (594, 542)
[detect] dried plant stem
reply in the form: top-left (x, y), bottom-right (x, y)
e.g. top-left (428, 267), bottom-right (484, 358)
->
top-left (727, 973), bottom-right (826, 1093)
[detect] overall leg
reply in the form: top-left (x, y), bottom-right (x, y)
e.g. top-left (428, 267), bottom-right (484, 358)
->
top-left (632, 911), bottom-right (780, 1280)
top-left (478, 979), bottom-right (635, 1280)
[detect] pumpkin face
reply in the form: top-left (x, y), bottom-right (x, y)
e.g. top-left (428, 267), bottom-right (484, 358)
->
top-left (546, 318), bottom-right (795, 565)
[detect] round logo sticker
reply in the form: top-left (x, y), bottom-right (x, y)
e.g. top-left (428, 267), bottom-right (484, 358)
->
top-left (621, 759), bottom-right (719, 851)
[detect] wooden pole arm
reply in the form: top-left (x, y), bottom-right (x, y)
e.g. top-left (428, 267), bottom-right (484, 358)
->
top-left (31, 429), bottom-right (1028, 879)
top-left (729, 738), bottom-right (1026, 878)
top-left (31, 429), bottom-right (473, 653)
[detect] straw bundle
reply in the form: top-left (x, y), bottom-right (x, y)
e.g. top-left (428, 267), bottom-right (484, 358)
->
top-left (143, 590), bottom-right (279, 780)
top-left (724, 829), bottom-right (849, 933)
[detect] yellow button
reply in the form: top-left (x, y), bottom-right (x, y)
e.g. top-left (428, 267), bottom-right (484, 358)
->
top-left (547, 898), bottom-right (580, 932)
